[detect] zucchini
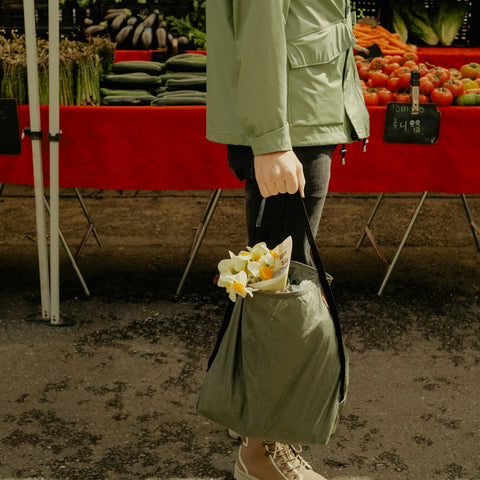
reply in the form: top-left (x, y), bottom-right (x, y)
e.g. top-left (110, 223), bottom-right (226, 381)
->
top-left (165, 53), bottom-right (207, 73)
top-left (156, 90), bottom-right (207, 98)
top-left (151, 96), bottom-right (207, 106)
top-left (103, 72), bottom-right (162, 89)
top-left (102, 95), bottom-right (156, 106)
top-left (100, 87), bottom-right (153, 97)
top-left (112, 60), bottom-right (165, 75)
top-left (159, 72), bottom-right (206, 85)
top-left (165, 76), bottom-right (206, 92)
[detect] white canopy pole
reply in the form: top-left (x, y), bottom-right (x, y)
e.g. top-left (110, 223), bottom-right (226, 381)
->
top-left (23, 0), bottom-right (50, 321)
top-left (48, 0), bottom-right (62, 325)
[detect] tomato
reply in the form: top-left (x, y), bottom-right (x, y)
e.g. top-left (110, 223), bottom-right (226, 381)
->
top-left (418, 94), bottom-right (430, 103)
top-left (358, 65), bottom-right (370, 81)
top-left (417, 64), bottom-right (430, 78)
top-left (384, 62), bottom-right (400, 76)
top-left (430, 87), bottom-right (454, 106)
top-left (444, 79), bottom-right (465, 98)
top-left (369, 57), bottom-right (388, 71)
top-left (367, 70), bottom-right (389, 88)
top-left (398, 71), bottom-right (412, 89)
top-left (386, 76), bottom-right (401, 92)
top-left (462, 79), bottom-right (480, 90)
top-left (402, 52), bottom-right (419, 64)
top-left (392, 66), bottom-right (410, 77)
top-left (363, 89), bottom-right (380, 106)
top-left (419, 76), bottom-right (435, 95)
top-left (429, 67), bottom-right (450, 85)
top-left (395, 92), bottom-right (412, 103)
top-left (459, 62), bottom-right (480, 80)
top-left (389, 55), bottom-right (403, 64)
top-left (449, 68), bottom-right (462, 80)
top-left (455, 93), bottom-right (480, 106)
top-left (425, 73), bottom-right (440, 88)
top-left (403, 60), bottom-right (418, 70)
top-left (377, 88), bottom-right (394, 105)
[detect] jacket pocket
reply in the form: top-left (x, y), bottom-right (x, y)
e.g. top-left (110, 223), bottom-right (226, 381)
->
top-left (286, 20), bottom-right (357, 128)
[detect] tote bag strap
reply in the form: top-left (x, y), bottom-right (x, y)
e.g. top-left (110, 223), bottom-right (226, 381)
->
top-left (296, 193), bottom-right (347, 402)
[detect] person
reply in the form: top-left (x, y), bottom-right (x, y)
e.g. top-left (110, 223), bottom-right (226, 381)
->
top-left (205, 1), bottom-right (370, 479)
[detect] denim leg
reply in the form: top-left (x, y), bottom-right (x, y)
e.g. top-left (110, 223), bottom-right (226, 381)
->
top-left (232, 145), bottom-right (335, 264)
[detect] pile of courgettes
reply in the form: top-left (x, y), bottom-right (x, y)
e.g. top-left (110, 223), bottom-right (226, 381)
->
top-left (100, 53), bottom-right (207, 106)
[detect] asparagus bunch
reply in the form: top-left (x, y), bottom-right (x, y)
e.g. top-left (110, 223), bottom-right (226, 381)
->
top-left (75, 45), bottom-right (101, 106)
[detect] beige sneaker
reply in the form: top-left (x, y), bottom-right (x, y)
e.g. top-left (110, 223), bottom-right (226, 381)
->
top-left (234, 438), bottom-right (327, 480)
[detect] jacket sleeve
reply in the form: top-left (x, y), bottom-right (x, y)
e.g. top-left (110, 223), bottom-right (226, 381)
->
top-left (232, 0), bottom-right (291, 156)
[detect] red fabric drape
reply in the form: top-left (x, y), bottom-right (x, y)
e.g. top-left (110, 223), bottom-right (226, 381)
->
top-left (1, 105), bottom-right (480, 193)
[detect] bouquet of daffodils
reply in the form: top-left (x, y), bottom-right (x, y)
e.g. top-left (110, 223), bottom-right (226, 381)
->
top-left (217, 236), bottom-right (292, 302)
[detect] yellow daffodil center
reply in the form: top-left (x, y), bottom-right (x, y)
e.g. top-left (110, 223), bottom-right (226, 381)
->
top-left (233, 282), bottom-right (246, 294)
top-left (259, 265), bottom-right (273, 280)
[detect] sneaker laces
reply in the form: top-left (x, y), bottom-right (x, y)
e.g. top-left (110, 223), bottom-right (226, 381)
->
top-left (262, 442), bottom-right (312, 479)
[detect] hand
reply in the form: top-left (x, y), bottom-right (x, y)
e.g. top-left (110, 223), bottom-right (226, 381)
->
top-left (254, 150), bottom-right (305, 198)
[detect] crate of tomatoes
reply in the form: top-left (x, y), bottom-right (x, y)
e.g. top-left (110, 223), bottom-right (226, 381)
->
top-left (356, 51), bottom-right (480, 106)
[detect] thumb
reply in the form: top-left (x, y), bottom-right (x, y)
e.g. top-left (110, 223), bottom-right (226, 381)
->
top-left (297, 163), bottom-right (306, 198)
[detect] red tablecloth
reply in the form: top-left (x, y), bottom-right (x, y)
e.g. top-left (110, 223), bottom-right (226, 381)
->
top-left (1, 105), bottom-right (480, 193)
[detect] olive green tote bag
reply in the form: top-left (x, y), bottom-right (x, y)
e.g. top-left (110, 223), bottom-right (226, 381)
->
top-left (197, 195), bottom-right (348, 444)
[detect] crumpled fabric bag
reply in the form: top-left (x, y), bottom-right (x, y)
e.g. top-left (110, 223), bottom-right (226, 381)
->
top-left (197, 260), bottom-right (348, 445)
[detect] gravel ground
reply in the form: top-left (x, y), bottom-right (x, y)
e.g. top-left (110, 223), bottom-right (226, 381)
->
top-left (0, 185), bottom-right (479, 480)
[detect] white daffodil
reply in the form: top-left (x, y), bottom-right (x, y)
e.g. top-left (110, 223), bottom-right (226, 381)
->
top-left (247, 260), bottom-right (274, 282)
top-left (246, 242), bottom-right (271, 262)
top-left (218, 270), bottom-right (256, 302)
top-left (217, 256), bottom-right (247, 278)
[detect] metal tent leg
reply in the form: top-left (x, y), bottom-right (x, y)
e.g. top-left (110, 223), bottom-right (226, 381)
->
top-left (460, 194), bottom-right (480, 252)
top-left (175, 188), bottom-right (223, 298)
top-left (73, 188), bottom-right (103, 260)
top-left (43, 195), bottom-right (90, 297)
top-left (23, 0), bottom-right (51, 321)
top-left (377, 191), bottom-right (429, 296)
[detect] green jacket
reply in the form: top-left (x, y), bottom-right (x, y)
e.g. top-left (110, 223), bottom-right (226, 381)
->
top-left (206, 0), bottom-right (370, 156)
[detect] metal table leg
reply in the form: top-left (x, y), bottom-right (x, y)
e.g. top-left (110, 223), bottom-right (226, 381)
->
top-left (377, 191), bottom-right (429, 296)
top-left (175, 189), bottom-right (223, 298)
top-left (460, 194), bottom-right (480, 252)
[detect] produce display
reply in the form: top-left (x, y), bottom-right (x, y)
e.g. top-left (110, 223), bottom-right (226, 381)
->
top-left (356, 51), bottom-right (480, 107)
top-left (83, 0), bottom-right (206, 51)
top-left (392, 0), bottom-right (468, 46)
top-left (0, 33), bottom-right (115, 105)
top-left (100, 53), bottom-right (207, 106)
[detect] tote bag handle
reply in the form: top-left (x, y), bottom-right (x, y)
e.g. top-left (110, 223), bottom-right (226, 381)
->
top-left (296, 192), bottom-right (347, 402)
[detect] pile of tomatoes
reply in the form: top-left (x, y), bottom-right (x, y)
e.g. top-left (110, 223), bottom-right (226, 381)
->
top-left (356, 52), bottom-right (480, 107)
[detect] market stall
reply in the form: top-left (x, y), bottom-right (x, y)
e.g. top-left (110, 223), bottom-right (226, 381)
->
top-left (1, 0), bottom-right (480, 310)
top-left (1, 105), bottom-right (479, 193)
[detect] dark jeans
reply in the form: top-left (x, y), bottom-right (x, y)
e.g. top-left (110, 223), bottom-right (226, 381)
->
top-left (227, 144), bottom-right (335, 265)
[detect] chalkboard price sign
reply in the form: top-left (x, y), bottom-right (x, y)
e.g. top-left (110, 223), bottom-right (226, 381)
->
top-left (383, 102), bottom-right (441, 144)
top-left (0, 98), bottom-right (21, 155)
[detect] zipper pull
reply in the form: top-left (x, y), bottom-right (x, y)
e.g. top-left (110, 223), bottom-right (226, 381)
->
top-left (362, 138), bottom-right (368, 152)
top-left (340, 144), bottom-right (347, 165)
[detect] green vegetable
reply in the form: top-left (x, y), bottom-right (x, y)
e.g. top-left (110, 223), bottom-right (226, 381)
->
top-left (103, 72), bottom-right (161, 90)
top-left (165, 53), bottom-right (207, 73)
top-left (392, 7), bottom-right (409, 43)
top-left (102, 95), bottom-right (156, 106)
top-left (398, 1), bottom-right (439, 46)
top-left (100, 87), bottom-right (153, 97)
top-left (432, 0), bottom-right (468, 46)
top-left (151, 96), bottom-right (206, 106)
top-left (165, 76), bottom-right (206, 92)
top-left (112, 60), bottom-right (165, 75)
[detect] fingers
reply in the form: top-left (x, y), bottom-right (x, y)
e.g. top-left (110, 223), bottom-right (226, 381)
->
top-left (254, 150), bottom-right (306, 198)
